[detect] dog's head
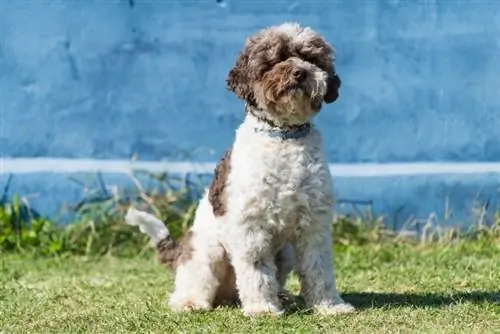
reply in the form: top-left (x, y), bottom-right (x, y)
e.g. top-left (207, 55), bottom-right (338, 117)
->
top-left (227, 22), bottom-right (341, 126)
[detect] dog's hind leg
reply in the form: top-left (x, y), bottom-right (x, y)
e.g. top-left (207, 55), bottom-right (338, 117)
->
top-left (167, 196), bottom-right (228, 312)
top-left (125, 205), bottom-right (226, 312)
top-left (168, 236), bottom-right (226, 312)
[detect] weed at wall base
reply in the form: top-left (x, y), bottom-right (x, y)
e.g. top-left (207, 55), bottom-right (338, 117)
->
top-left (1, 171), bottom-right (499, 257)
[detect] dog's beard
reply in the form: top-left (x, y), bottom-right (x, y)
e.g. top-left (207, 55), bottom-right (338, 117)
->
top-left (273, 71), bottom-right (328, 125)
top-left (253, 64), bottom-right (329, 127)
top-left (273, 92), bottom-right (318, 124)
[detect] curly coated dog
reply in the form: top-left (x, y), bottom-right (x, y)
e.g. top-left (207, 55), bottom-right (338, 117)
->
top-left (126, 22), bottom-right (355, 317)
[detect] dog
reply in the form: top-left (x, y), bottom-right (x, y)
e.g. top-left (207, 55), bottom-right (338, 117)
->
top-left (126, 22), bottom-right (355, 317)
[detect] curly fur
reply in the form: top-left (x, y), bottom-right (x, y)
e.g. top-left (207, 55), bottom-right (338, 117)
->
top-left (127, 22), bottom-right (354, 317)
top-left (227, 22), bottom-right (341, 127)
top-left (208, 146), bottom-right (233, 217)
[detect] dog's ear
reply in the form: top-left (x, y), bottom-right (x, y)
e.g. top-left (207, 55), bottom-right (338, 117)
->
top-left (226, 50), bottom-right (255, 103)
top-left (324, 73), bottom-right (341, 104)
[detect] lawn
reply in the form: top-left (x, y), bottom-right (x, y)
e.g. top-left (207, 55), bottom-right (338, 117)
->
top-left (1, 241), bottom-right (499, 333)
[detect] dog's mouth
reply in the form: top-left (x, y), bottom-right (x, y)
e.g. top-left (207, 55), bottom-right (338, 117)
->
top-left (286, 83), bottom-right (302, 92)
top-left (275, 82), bottom-right (304, 99)
top-left (281, 81), bottom-right (324, 109)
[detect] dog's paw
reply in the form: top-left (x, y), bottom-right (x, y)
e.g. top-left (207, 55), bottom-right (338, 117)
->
top-left (242, 302), bottom-right (284, 317)
top-left (314, 301), bottom-right (356, 316)
top-left (168, 296), bottom-right (212, 313)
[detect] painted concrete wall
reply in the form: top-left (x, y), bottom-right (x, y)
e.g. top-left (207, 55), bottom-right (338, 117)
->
top-left (1, 1), bottom-right (500, 228)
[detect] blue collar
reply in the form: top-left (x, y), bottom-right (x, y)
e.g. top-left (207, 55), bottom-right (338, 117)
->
top-left (254, 122), bottom-right (311, 140)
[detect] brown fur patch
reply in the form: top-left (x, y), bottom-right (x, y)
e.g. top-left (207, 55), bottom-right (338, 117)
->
top-left (156, 231), bottom-right (193, 269)
top-left (208, 147), bottom-right (233, 217)
top-left (226, 24), bottom-right (339, 108)
top-left (156, 236), bottom-right (178, 268)
top-left (214, 251), bottom-right (239, 307)
top-left (227, 49), bottom-right (255, 105)
top-left (261, 59), bottom-right (297, 104)
top-left (176, 231), bottom-right (194, 265)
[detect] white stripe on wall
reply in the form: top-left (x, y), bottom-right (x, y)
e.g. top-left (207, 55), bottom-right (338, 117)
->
top-left (2, 158), bottom-right (500, 178)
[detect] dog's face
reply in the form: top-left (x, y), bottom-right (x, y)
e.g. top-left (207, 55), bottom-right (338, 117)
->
top-left (227, 23), bottom-right (341, 126)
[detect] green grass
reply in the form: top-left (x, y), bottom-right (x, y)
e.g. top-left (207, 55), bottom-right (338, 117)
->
top-left (2, 172), bottom-right (500, 333)
top-left (2, 241), bottom-right (499, 333)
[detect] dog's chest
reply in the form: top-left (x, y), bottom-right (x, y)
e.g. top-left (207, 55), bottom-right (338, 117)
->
top-left (230, 132), bottom-right (333, 231)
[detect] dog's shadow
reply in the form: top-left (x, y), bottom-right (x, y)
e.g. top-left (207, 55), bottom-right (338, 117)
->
top-left (280, 291), bottom-right (500, 315)
top-left (343, 291), bottom-right (500, 310)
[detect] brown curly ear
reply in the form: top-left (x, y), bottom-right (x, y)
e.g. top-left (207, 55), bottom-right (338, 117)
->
top-left (226, 50), bottom-right (255, 104)
top-left (324, 73), bottom-right (341, 104)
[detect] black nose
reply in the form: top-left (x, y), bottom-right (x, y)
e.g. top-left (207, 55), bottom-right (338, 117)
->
top-left (292, 68), bottom-right (307, 82)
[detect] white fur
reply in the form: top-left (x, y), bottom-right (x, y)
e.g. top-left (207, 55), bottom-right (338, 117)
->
top-left (277, 22), bottom-right (321, 47)
top-left (125, 207), bottom-right (169, 247)
top-left (144, 22), bottom-right (355, 317)
top-left (167, 113), bottom-right (355, 316)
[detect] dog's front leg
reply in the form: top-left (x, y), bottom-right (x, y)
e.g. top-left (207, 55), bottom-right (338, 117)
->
top-left (225, 224), bottom-right (283, 317)
top-left (293, 219), bottom-right (355, 315)
top-left (231, 251), bottom-right (283, 317)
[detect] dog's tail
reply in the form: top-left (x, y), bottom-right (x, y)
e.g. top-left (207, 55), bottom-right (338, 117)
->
top-left (125, 207), bottom-right (180, 269)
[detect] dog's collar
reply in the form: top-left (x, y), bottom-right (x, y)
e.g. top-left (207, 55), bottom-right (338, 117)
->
top-left (254, 122), bottom-right (311, 140)
top-left (245, 104), bottom-right (312, 140)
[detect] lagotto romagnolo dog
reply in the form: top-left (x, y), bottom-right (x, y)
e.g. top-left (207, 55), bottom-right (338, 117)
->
top-left (125, 22), bottom-right (355, 317)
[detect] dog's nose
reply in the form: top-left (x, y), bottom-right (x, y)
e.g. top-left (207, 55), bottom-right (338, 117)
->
top-left (292, 68), bottom-right (307, 82)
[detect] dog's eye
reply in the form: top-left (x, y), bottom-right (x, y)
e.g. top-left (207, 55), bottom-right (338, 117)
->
top-left (272, 44), bottom-right (291, 64)
top-left (278, 50), bottom-right (289, 63)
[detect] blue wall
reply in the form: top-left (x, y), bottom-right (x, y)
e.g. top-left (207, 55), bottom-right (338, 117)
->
top-left (2, 1), bottom-right (500, 228)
